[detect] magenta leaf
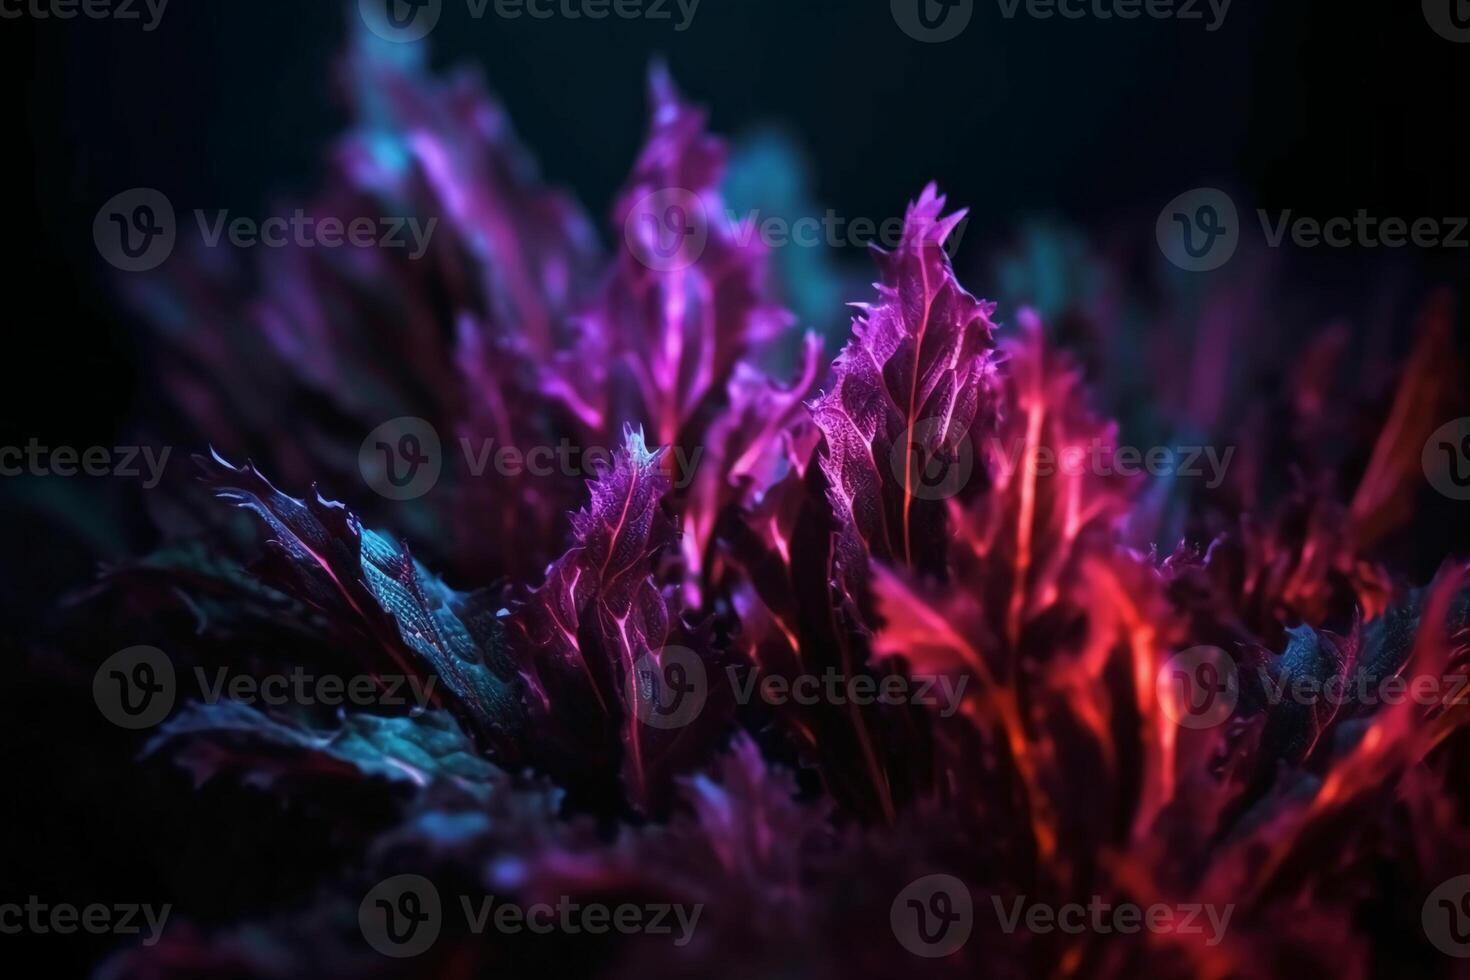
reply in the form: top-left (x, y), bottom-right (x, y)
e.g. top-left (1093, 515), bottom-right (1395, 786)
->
top-left (810, 184), bottom-right (996, 577)
top-left (553, 65), bottom-right (794, 452)
top-left (509, 427), bottom-right (728, 813)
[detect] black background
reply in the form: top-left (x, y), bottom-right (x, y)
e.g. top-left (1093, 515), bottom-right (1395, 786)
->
top-left (4, 0), bottom-right (1468, 445)
top-left (2, 2), bottom-right (1469, 975)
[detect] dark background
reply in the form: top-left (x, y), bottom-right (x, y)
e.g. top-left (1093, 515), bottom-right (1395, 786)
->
top-left (2, 3), bottom-right (1469, 975)
top-left (4, 0), bottom-right (1468, 446)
